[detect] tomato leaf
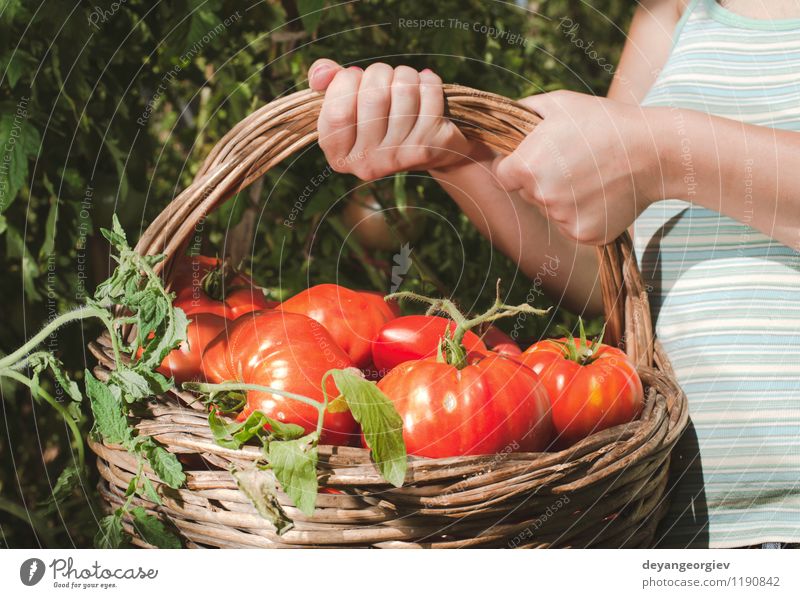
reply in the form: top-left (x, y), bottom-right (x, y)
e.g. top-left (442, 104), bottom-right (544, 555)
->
top-left (39, 465), bottom-right (82, 513)
top-left (263, 416), bottom-right (305, 441)
top-left (208, 409), bottom-right (249, 449)
top-left (232, 465), bottom-right (294, 535)
top-left (326, 393), bottom-right (349, 413)
top-left (137, 437), bottom-right (186, 490)
top-left (130, 507), bottom-right (181, 549)
top-left (329, 369), bottom-right (407, 487)
top-left (209, 410), bottom-right (306, 450)
top-left (139, 475), bottom-right (162, 505)
top-left (27, 352), bottom-right (82, 402)
top-left (94, 511), bottom-right (128, 549)
top-left (139, 306), bottom-right (188, 368)
top-left (85, 370), bottom-right (131, 445)
top-left (266, 435), bottom-right (318, 516)
top-left (111, 367), bottom-right (171, 403)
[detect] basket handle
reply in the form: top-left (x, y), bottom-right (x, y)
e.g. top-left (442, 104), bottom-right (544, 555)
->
top-left (134, 85), bottom-right (654, 366)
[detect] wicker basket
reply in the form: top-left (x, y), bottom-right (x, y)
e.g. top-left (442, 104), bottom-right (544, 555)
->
top-left (88, 85), bottom-right (688, 548)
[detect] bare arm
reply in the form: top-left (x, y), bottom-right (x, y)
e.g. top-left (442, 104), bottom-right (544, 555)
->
top-left (655, 108), bottom-right (800, 250)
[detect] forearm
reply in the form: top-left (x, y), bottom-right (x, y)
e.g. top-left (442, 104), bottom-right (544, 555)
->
top-left (430, 148), bottom-right (604, 315)
top-left (652, 108), bottom-right (800, 249)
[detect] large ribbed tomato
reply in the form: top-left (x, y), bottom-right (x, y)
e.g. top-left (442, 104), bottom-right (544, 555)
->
top-left (278, 284), bottom-right (397, 369)
top-left (172, 254), bottom-right (274, 319)
top-left (202, 311), bottom-right (357, 445)
top-left (517, 337), bottom-right (643, 446)
top-left (371, 315), bottom-right (487, 373)
top-left (377, 353), bottom-right (554, 458)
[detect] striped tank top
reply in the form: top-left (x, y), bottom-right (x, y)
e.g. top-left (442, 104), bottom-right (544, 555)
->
top-left (634, 0), bottom-right (800, 548)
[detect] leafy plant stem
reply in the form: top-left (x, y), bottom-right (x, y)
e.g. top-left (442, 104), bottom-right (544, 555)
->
top-left (183, 381), bottom-right (324, 414)
top-left (1, 368), bottom-right (86, 468)
top-left (0, 306), bottom-right (101, 371)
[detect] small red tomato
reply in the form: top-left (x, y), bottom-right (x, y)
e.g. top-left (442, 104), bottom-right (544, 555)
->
top-left (516, 337), bottom-right (644, 446)
top-left (371, 315), bottom-right (487, 373)
top-left (278, 284), bottom-right (396, 369)
top-left (377, 353), bottom-right (553, 458)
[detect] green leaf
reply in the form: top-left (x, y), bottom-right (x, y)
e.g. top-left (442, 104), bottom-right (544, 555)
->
top-left (264, 416), bottom-right (306, 441)
top-left (130, 507), bottom-right (181, 549)
top-left (297, 0), bottom-right (325, 32)
top-left (4, 53), bottom-right (23, 88)
top-left (85, 370), bottom-right (131, 445)
top-left (208, 409), bottom-right (246, 449)
top-left (111, 366), bottom-right (171, 402)
top-left (50, 361), bottom-right (82, 403)
top-left (329, 369), bottom-right (407, 487)
top-left (0, 111), bottom-right (40, 213)
top-left (5, 225), bottom-right (41, 301)
top-left (208, 410), bottom-right (305, 450)
top-left (39, 198), bottom-right (59, 260)
top-left (140, 476), bottom-right (162, 505)
top-left (27, 352), bottom-right (82, 403)
top-left (94, 511), bottom-right (128, 549)
top-left (139, 306), bottom-right (188, 368)
top-left (138, 437), bottom-right (185, 489)
top-left (326, 394), bottom-right (349, 413)
top-left (39, 465), bottom-right (82, 512)
top-left (100, 214), bottom-right (127, 249)
top-left (267, 435), bottom-right (318, 516)
top-left (232, 466), bottom-right (294, 535)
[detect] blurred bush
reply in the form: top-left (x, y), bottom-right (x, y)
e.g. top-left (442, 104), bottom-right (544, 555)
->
top-left (0, 0), bottom-right (632, 547)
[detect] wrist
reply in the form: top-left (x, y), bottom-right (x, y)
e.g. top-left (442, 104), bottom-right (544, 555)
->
top-left (644, 106), bottom-right (690, 204)
top-left (429, 138), bottom-right (494, 176)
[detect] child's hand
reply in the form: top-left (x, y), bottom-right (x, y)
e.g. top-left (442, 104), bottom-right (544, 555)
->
top-left (493, 91), bottom-right (661, 245)
top-left (308, 59), bottom-right (476, 179)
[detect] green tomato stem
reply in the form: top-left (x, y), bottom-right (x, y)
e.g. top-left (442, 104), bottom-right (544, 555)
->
top-left (1, 369), bottom-right (86, 469)
top-left (0, 306), bottom-right (102, 371)
top-left (388, 285), bottom-right (549, 369)
top-left (183, 381), bottom-right (324, 414)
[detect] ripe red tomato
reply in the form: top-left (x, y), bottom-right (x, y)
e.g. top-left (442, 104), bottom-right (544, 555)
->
top-left (202, 311), bottom-right (357, 445)
top-left (516, 338), bottom-right (644, 446)
top-left (171, 254), bottom-right (274, 319)
top-left (278, 284), bottom-right (397, 369)
top-left (479, 325), bottom-right (522, 356)
top-left (371, 315), bottom-right (487, 374)
top-left (377, 353), bottom-right (553, 458)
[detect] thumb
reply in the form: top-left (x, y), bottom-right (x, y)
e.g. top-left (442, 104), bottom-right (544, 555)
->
top-left (517, 91), bottom-right (563, 119)
top-left (308, 59), bottom-right (343, 92)
top-left (492, 152), bottom-right (528, 193)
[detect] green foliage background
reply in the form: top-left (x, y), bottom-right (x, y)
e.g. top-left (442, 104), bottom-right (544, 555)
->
top-left (0, 0), bottom-right (633, 547)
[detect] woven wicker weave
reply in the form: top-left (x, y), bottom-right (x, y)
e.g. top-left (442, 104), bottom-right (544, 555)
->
top-left (88, 85), bottom-right (688, 548)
